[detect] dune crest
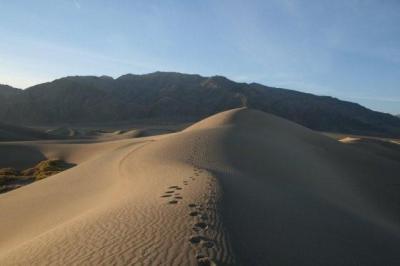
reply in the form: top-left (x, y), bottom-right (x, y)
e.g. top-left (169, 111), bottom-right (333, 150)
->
top-left (0, 108), bottom-right (399, 265)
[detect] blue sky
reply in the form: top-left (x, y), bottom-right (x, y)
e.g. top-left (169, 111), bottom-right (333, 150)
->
top-left (0, 0), bottom-right (399, 114)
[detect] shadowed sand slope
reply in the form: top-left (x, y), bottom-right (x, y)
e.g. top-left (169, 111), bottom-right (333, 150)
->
top-left (0, 108), bottom-right (400, 265)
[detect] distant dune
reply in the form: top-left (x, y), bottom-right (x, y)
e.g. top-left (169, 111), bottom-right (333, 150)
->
top-left (45, 126), bottom-right (78, 138)
top-left (0, 108), bottom-right (399, 265)
top-left (0, 122), bottom-right (56, 141)
top-left (339, 136), bottom-right (400, 162)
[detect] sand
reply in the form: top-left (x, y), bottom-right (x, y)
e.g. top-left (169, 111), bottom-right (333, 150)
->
top-left (339, 136), bottom-right (400, 163)
top-left (0, 122), bottom-right (55, 141)
top-left (0, 108), bottom-right (399, 265)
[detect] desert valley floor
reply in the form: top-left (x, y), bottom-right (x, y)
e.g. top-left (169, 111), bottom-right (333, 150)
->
top-left (0, 108), bottom-right (400, 265)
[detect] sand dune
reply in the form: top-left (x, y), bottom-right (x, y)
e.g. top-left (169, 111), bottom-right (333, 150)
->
top-left (46, 126), bottom-right (80, 138)
top-left (339, 136), bottom-right (400, 162)
top-left (0, 138), bottom-right (138, 169)
top-left (0, 122), bottom-right (55, 141)
top-left (0, 108), bottom-right (400, 265)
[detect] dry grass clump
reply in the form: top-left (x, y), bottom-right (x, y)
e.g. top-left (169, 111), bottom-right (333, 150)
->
top-left (0, 167), bottom-right (19, 176)
top-left (0, 160), bottom-right (75, 192)
top-left (0, 167), bottom-right (20, 186)
top-left (21, 160), bottom-right (75, 180)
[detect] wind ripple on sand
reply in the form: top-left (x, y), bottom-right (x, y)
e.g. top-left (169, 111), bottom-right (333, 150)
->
top-left (0, 129), bottom-right (236, 265)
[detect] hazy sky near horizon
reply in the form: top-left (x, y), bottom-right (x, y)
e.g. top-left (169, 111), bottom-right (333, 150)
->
top-left (0, 0), bottom-right (399, 114)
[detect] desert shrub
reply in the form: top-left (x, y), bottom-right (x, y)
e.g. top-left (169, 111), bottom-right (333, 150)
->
top-left (35, 171), bottom-right (60, 180)
top-left (20, 160), bottom-right (75, 181)
top-left (0, 167), bottom-right (21, 185)
top-left (0, 160), bottom-right (75, 193)
top-left (0, 167), bottom-right (19, 176)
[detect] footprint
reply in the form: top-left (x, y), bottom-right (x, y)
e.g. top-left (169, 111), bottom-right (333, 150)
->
top-left (202, 241), bottom-right (214, 249)
top-left (189, 235), bottom-right (208, 244)
top-left (165, 191), bottom-right (174, 194)
top-left (189, 211), bottom-right (199, 216)
top-left (161, 195), bottom-right (172, 198)
top-left (192, 227), bottom-right (200, 232)
top-left (175, 196), bottom-right (183, 199)
top-left (169, 186), bottom-right (179, 189)
top-left (194, 222), bottom-right (208, 230)
top-left (189, 236), bottom-right (202, 244)
top-left (197, 257), bottom-right (216, 266)
top-left (196, 253), bottom-right (206, 260)
top-left (200, 214), bottom-right (208, 220)
top-left (168, 200), bottom-right (178, 204)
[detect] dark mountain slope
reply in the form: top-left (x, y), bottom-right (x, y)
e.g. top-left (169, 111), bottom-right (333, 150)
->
top-left (0, 85), bottom-right (23, 124)
top-left (0, 84), bottom-right (22, 100)
top-left (0, 72), bottom-right (399, 137)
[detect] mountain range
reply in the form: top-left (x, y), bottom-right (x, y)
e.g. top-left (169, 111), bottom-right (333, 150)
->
top-left (1, 72), bottom-right (399, 137)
